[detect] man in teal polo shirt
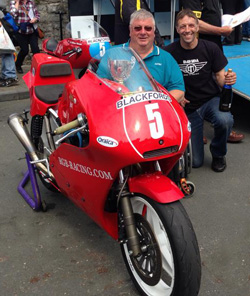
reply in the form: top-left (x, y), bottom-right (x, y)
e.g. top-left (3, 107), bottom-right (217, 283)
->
top-left (97, 9), bottom-right (185, 103)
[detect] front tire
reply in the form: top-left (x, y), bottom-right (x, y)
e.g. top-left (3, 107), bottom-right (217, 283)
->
top-left (120, 196), bottom-right (201, 296)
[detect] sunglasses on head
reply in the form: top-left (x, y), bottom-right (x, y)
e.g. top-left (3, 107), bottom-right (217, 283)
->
top-left (133, 26), bottom-right (153, 32)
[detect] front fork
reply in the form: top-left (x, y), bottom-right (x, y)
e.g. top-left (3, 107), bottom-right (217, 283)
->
top-left (118, 170), bottom-right (141, 257)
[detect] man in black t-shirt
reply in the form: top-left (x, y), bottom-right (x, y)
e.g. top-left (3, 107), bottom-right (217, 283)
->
top-left (165, 9), bottom-right (236, 172)
top-left (179, 0), bottom-right (244, 143)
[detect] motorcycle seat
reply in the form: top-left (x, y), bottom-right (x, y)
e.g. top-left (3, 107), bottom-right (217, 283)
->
top-left (40, 63), bottom-right (72, 77)
top-left (46, 38), bottom-right (59, 52)
top-left (35, 84), bottom-right (65, 104)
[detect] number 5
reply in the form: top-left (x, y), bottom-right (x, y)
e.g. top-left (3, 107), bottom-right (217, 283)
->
top-left (99, 42), bottom-right (106, 57)
top-left (145, 103), bottom-right (164, 139)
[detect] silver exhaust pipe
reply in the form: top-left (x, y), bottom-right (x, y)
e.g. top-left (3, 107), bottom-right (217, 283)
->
top-left (8, 113), bottom-right (54, 179)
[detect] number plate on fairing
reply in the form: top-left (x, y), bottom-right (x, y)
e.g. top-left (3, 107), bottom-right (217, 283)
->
top-left (118, 92), bottom-right (182, 158)
top-left (116, 91), bottom-right (171, 109)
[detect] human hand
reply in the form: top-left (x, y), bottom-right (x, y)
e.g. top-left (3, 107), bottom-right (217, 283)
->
top-left (30, 18), bottom-right (38, 24)
top-left (180, 97), bottom-right (190, 108)
top-left (221, 26), bottom-right (233, 36)
top-left (224, 70), bottom-right (236, 85)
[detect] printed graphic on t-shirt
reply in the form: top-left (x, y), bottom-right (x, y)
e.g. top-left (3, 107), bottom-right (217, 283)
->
top-left (178, 59), bottom-right (207, 76)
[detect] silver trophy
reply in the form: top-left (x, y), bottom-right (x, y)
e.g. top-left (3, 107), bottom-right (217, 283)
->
top-left (108, 58), bottom-right (135, 84)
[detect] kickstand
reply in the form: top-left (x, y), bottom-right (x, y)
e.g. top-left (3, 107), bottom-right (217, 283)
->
top-left (17, 153), bottom-right (42, 211)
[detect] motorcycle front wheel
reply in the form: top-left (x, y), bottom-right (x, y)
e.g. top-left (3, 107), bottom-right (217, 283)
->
top-left (120, 196), bottom-right (201, 296)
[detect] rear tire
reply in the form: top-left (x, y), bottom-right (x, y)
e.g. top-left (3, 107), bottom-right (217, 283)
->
top-left (120, 196), bottom-right (201, 296)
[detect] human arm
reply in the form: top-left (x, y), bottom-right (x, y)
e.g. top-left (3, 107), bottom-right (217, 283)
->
top-left (169, 90), bottom-right (185, 103)
top-left (9, 0), bottom-right (19, 18)
top-left (96, 53), bottom-right (111, 79)
top-left (162, 52), bottom-right (185, 102)
top-left (14, 0), bottom-right (19, 10)
top-left (120, 0), bottom-right (140, 24)
top-left (96, 47), bottom-right (118, 80)
top-left (198, 20), bottom-right (233, 37)
top-left (30, 1), bottom-right (40, 23)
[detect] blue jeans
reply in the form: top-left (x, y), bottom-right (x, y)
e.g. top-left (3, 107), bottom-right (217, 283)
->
top-left (1, 54), bottom-right (17, 79)
top-left (243, 0), bottom-right (250, 36)
top-left (187, 97), bottom-right (234, 168)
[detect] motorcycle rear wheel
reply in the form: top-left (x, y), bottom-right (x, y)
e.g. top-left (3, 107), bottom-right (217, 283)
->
top-left (120, 196), bottom-right (201, 296)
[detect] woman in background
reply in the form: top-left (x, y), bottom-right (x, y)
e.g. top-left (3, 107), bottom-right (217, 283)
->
top-left (10, 0), bottom-right (40, 73)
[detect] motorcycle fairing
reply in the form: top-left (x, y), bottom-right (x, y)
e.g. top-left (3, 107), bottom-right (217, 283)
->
top-left (42, 19), bottom-right (111, 69)
top-left (120, 92), bottom-right (188, 158)
top-left (53, 38), bottom-right (92, 69)
top-left (52, 71), bottom-right (189, 240)
top-left (43, 37), bottom-right (111, 69)
top-left (88, 40), bottom-right (111, 59)
top-left (50, 141), bottom-right (184, 239)
top-left (50, 144), bottom-right (119, 239)
top-left (59, 70), bottom-right (190, 161)
top-left (50, 144), bottom-right (184, 240)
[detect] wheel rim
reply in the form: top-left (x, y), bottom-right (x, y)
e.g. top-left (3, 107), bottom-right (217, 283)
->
top-left (130, 214), bottom-right (162, 286)
top-left (123, 196), bottom-right (175, 296)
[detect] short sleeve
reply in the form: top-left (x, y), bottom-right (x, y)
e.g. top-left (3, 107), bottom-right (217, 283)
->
top-left (209, 42), bottom-right (228, 73)
top-left (180, 0), bottom-right (202, 18)
top-left (164, 52), bottom-right (185, 92)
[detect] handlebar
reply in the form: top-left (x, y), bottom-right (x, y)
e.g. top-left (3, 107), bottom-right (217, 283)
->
top-left (53, 113), bottom-right (86, 135)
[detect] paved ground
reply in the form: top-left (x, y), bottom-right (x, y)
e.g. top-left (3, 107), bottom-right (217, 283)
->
top-left (0, 76), bottom-right (249, 295)
top-left (0, 65), bottom-right (30, 102)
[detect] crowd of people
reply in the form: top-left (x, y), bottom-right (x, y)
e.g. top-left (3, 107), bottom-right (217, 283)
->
top-left (0, 0), bottom-right (40, 86)
top-left (0, 0), bottom-right (248, 173)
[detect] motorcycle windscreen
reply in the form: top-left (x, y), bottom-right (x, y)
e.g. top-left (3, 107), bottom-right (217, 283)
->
top-left (67, 18), bottom-right (109, 40)
top-left (92, 47), bottom-right (159, 93)
top-left (117, 92), bottom-right (184, 159)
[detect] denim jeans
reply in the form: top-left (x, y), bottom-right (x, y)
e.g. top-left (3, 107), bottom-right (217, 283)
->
top-left (15, 32), bottom-right (40, 68)
top-left (1, 54), bottom-right (17, 79)
top-left (187, 97), bottom-right (234, 168)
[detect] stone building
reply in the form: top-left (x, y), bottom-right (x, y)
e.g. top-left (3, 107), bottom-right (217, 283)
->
top-left (3, 0), bottom-right (177, 42)
top-left (1, 0), bottom-right (69, 40)
top-left (34, 0), bottom-right (69, 41)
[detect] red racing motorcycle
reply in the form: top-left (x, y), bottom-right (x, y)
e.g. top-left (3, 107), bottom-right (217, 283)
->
top-left (8, 46), bottom-right (201, 296)
top-left (42, 19), bottom-right (111, 78)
